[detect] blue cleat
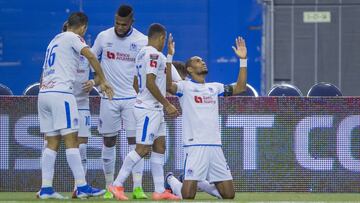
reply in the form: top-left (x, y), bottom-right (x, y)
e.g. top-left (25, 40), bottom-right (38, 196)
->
top-left (178, 173), bottom-right (184, 183)
top-left (76, 184), bottom-right (106, 198)
top-left (36, 187), bottom-right (66, 199)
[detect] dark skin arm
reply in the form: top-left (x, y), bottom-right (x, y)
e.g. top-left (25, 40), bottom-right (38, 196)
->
top-left (165, 33), bottom-right (178, 95)
top-left (133, 76), bottom-right (139, 94)
top-left (231, 36), bottom-right (248, 95)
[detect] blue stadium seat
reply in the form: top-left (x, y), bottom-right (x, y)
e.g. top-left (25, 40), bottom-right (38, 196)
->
top-left (23, 82), bottom-right (40, 95)
top-left (0, 83), bottom-right (13, 95)
top-left (237, 84), bottom-right (259, 97)
top-left (268, 83), bottom-right (303, 96)
top-left (89, 87), bottom-right (100, 96)
top-left (307, 82), bottom-right (342, 96)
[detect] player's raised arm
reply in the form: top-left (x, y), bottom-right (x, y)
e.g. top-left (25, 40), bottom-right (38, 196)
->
top-left (81, 47), bottom-right (114, 99)
top-left (166, 33), bottom-right (178, 95)
top-left (230, 36), bottom-right (247, 95)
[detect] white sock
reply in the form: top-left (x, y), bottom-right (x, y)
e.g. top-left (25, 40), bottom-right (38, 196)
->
top-left (79, 143), bottom-right (87, 175)
top-left (129, 144), bottom-right (144, 189)
top-left (102, 145), bottom-right (115, 188)
top-left (41, 148), bottom-right (57, 188)
top-left (113, 150), bottom-right (142, 187)
top-left (151, 152), bottom-right (165, 193)
top-left (66, 148), bottom-right (87, 187)
top-left (198, 180), bottom-right (222, 199)
top-left (167, 175), bottom-right (183, 199)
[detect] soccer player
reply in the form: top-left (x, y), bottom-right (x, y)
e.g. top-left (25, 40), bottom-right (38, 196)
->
top-left (37, 12), bottom-right (113, 199)
top-left (108, 24), bottom-right (180, 201)
top-left (90, 5), bottom-right (149, 199)
top-left (165, 36), bottom-right (248, 199)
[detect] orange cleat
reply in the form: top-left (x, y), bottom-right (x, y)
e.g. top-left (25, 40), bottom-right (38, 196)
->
top-left (152, 190), bottom-right (181, 200)
top-left (108, 185), bottom-right (128, 200)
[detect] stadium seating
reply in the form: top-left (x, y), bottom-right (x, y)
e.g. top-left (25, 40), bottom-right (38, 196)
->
top-left (307, 82), bottom-right (342, 96)
top-left (23, 83), bottom-right (40, 95)
top-left (268, 83), bottom-right (303, 96)
top-left (0, 83), bottom-right (13, 95)
top-left (237, 83), bottom-right (259, 97)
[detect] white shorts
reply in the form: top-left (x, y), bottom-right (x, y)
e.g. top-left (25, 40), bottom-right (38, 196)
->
top-left (183, 146), bottom-right (233, 183)
top-left (78, 109), bottom-right (91, 138)
top-left (98, 98), bottom-right (136, 136)
top-left (134, 107), bottom-right (166, 145)
top-left (38, 92), bottom-right (79, 136)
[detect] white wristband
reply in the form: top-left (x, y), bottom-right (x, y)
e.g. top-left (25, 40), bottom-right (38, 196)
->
top-left (166, 54), bottom-right (173, 63)
top-left (239, 58), bottom-right (247, 68)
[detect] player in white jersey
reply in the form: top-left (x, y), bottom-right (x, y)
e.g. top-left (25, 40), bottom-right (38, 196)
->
top-left (108, 24), bottom-right (180, 201)
top-left (90, 5), bottom-right (148, 199)
top-left (165, 36), bottom-right (248, 199)
top-left (37, 12), bottom-right (113, 199)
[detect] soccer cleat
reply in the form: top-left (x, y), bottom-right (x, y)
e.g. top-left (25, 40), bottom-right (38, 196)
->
top-left (108, 185), bottom-right (128, 200)
top-left (36, 187), bottom-right (66, 199)
top-left (132, 187), bottom-right (148, 199)
top-left (76, 184), bottom-right (106, 198)
top-left (152, 190), bottom-right (181, 200)
top-left (165, 172), bottom-right (174, 193)
top-left (103, 190), bottom-right (114, 199)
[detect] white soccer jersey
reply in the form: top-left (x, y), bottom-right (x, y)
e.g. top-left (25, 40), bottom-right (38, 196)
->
top-left (171, 64), bottom-right (182, 82)
top-left (91, 27), bottom-right (147, 99)
top-left (176, 80), bottom-right (225, 146)
top-left (40, 31), bottom-right (88, 93)
top-left (73, 56), bottom-right (92, 109)
top-left (134, 46), bottom-right (167, 111)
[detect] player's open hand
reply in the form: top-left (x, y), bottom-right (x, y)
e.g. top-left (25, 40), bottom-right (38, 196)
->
top-left (165, 103), bottom-right (179, 117)
top-left (82, 80), bottom-right (94, 93)
top-left (232, 36), bottom-right (247, 59)
top-left (167, 33), bottom-right (175, 56)
top-left (99, 81), bottom-right (114, 100)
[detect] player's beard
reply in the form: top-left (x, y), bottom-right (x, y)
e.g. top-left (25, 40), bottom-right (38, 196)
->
top-left (114, 27), bottom-right (131, 38)
top-left (199, 70), bottom-right (208, 75)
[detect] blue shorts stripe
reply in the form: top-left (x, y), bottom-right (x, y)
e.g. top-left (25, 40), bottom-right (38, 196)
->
top-left (183, 153), bottom-right (188, 177)
top-left (65, 101), bottom-right (71, 128)
top-left (141, 116), bottom-right (149, 142)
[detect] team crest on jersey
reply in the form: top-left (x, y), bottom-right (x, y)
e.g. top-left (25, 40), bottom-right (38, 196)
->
top-left (73, 118), bottom-right (79, 127)
top-left (130, 43), bottom-right (137, 51)
top-left (150, 54), bottom-right (159, 60)
top-left (187, 169), bottom-right (193, 176)
top-left (208, 87), bottom-right (214, 93)
top-left (149, 133), bottom-right (155, 141)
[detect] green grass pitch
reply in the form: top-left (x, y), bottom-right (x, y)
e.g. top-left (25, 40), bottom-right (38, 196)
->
top-left (0, 192), bottom-right (359, 202)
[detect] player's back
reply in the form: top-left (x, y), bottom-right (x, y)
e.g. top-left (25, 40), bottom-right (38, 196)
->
top-left (134, 46), bottom-right (166, 111)
top-left (92, 27), bottom-right (147, 99)
top-left (40, 31), bottom-right (88, 93)
top-left (176, 80), bottom-right (223, 146)
top-left (73, 55), bottom-right (91, 109)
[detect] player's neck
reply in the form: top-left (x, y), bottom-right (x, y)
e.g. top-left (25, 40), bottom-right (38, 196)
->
top-left (191, 75), bottom-right (205, 84)
top-left (67, 28), bottom-right (81, 36)
top-left (148, 41), bottom-right (162, 52)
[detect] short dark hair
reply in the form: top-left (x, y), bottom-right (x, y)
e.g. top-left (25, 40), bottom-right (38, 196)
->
top-left (173, 61), bottom-right (188, 78)
top-left (117, 5), bottom-right (133, 17)
top-left (148, 23), bottom-right (166, 39)
top-left (67, 12), bottom-right (88, 29)
top-left (185, 58), bottom-right (194, 74)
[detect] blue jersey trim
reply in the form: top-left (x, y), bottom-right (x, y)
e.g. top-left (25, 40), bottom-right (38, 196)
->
top-left (64, 101), bottom-right (71, 128)
top-left (102, 97), bottom-right (136, 100)
top-left (141, 116), bottom-right (150, 142)
top-left (218, 92), bottom-right (225, 96)
top-left (175, 92), bottom-right (183, 97)
top-left (134, 106), bottom-right (145, 109)
top-left (39, 91), bottom-right (72, 95)
top-left (183, 144), bottom-right (222, 147)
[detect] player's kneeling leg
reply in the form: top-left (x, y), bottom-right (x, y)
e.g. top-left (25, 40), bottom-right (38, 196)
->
top-left (181, 180), bottom-right (197, 199)
top-left (215, 180), bottom-right (235, 199)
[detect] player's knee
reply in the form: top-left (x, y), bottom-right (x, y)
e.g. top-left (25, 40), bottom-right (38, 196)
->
top-left (127, 137), bottom-right (136, 145)
top-left (103, 136), bottom-right (116, 147)
top-left (135, 145), bottom-right (151, 157)
top-left (221, 191), bottom-right (235, 199)
top-left (181, 191), bottom-right (196, 199)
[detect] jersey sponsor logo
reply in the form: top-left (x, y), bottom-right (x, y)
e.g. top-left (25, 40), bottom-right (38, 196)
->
top-left (150, 54), bottom-right (159, 60)
top-left (106, 51), bottom-right (135, 62)
top-left (194, 96), bottom-right (216, 104)
top-left (77, 36), bottom-right (85, 43)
